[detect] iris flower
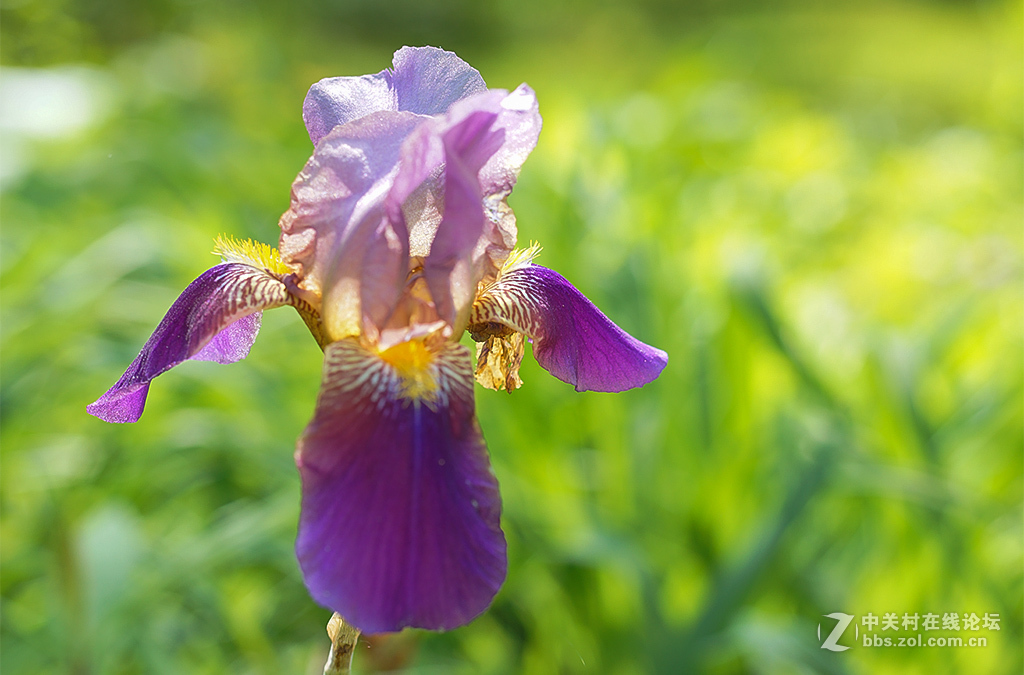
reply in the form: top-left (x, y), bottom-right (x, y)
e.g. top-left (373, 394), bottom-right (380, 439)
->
top-left (88, 47), bottom-right (667, 633)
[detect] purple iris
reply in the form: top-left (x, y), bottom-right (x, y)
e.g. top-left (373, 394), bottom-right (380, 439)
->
top-left (88, 47), bottom-right (668, 634)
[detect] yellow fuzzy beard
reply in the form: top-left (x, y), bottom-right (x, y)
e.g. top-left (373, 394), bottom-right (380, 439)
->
top-left (213, 234), bottom-right (291, 275)
top-left (499, 242), bottom-right (542, 277)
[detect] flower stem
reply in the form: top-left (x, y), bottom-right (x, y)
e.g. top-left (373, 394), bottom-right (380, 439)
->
top-left (323, 613), bottom-right (360, 675)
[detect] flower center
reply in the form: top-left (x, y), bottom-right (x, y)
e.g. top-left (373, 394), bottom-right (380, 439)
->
top-left (378, 339), bottom-right (438, 401)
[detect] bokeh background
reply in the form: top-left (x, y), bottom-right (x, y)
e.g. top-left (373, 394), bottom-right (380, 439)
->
top-left (2, 0), bottom-right (1021, 673)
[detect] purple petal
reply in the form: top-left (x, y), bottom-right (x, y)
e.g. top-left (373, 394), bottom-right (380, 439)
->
top-left (398, 103), bottom-right (503, 327)
top-left (470, 264), bottom-right (668, 392)
top-left (386, 87), bottom-right (541, 330)
top-left (302, 46), bottom-right (486, 146)
top-left (474, 85), bottom-right (542, 275)
top-left (191, 312), bottom-right (262, 363)
top-left (295, 339), bottom-right (505, 633)
top-left (303, 73), bottom-right (396, 147)
top-left (278, 111), bottom-right (423, 339)
top-left (390, 46), bottom-right (487, 117)
top-left (87, 264), bottom-right (290, 423)
top-left (476, 85), bottom-right (542, 200)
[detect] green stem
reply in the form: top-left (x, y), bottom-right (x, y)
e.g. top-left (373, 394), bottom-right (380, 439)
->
top-left (323, 613), bottom-right (360, 675)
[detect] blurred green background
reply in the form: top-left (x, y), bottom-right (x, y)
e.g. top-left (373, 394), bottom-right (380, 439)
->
top-left (2, 0), bottom-right (1021, 673)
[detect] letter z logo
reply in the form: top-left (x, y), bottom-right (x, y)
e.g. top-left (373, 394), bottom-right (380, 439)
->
top-left (818, 612), bottom-right (857, 652)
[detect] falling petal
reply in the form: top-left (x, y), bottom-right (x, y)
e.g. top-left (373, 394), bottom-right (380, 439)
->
top-left (470, 264), bottom-right (667, 392)
top-left (295, 339), bottom-right (505, 633)
top-left (87, 263), bottom-right (291, 423)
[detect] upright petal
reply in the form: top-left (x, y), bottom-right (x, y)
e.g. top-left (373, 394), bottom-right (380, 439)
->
top-left (397, 100), bottom-right (503, 329)
top-left (386, 87), bottom-right (542, 332)
top-left (390, 46), bottom-right (487, 116)
top-left (470, 263), bottom-right (668, 392)
top-left (476, 84), bottom-right (542, 201)
top-left (87, 263), bottom-right (291, 423)
top-left (476, 85), bottom-right (542, 274)
top-left (278, 111), bottom-right (423, 339)
top-left (303, 72), bottom-right (396, 147)
top-left (302, 46), bottom-right (487, 146)
top-left (295, 339), bottom-right (505, 633)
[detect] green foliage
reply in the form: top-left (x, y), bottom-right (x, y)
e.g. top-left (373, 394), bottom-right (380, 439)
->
top-left (2, 1), bottom-right (1021, 673)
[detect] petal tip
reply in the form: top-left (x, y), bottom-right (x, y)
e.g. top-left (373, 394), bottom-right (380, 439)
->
top-left (86, 383), bottom-right (150, 424)
top-left (87, 264), bottom-right (286, 426)
top-left (576, 345), bottom-right (668, 393)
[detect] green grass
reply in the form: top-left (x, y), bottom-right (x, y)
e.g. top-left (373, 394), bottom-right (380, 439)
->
top-left (1, 1), bottom-right (1021, 673)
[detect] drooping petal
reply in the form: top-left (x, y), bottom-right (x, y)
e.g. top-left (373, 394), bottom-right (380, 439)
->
top-left (302, 46), bottom-right (487, 146)
top-left (386, 86), bottom-right (542, 331)
top-left (87, 263), bottom-right (291, 423)
top-left (469, 263), bottom-right (668, 392)
top-left (295, 339), bottom-right (505, 633)
top-left (278, 111), bottom-right (423, 340)
top-left (191, 312), bottom-right (262, 363)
